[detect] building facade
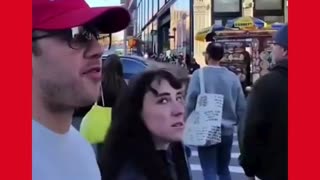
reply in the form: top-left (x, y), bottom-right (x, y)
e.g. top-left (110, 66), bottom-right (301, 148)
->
top-left (193, 0), bottom-right (286, 65)
top-left (126, 0), bottom-right (286, 61)
top-left (126, 0), bottom-right (192, 56)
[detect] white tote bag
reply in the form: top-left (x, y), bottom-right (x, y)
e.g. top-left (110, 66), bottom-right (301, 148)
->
top-left (183, 68), bottom-right (224, 146)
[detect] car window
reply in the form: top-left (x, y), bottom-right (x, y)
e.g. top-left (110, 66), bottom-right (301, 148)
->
top-left (120, 58), bottom-right (147, 79)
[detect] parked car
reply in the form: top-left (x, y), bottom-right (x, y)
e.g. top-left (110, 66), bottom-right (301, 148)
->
top-left (102, 55), bottom-right (189, 81)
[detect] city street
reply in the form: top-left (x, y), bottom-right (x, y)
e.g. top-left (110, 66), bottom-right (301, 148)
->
top-left (189, 131), bottom-right (246, 180)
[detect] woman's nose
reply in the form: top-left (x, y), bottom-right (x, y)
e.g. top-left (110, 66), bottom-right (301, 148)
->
top-left (171, 102), bottom-right (185, 117)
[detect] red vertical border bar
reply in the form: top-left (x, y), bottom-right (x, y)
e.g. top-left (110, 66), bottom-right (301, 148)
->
top-left (0, 0), bottom-right (31, 180)
top-left (290, 0), bottom-right (319, 180)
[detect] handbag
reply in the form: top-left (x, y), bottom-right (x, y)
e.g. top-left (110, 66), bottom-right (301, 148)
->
top-left (80, 87), bottom-right (112, 144)
top-left (183, 68), bottom-right (224, 146)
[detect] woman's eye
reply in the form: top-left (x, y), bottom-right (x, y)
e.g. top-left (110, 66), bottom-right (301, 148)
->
top-left (158, 98), bottom-right (168, 104)
top-left (177, 96), bottom-right (184, 102)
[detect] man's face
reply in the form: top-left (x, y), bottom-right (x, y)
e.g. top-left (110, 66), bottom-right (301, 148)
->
top-left (271, 44), bottom-right (287, 62)
top-left (32, 28), bottom-right (103, 109)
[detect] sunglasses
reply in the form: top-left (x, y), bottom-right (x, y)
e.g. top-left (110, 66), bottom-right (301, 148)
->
top-left (32, 26), bottom-right (110, 50)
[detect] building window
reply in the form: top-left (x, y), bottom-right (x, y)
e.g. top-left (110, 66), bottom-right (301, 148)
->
top-left (255, 0), bottom-right (282, 10)
top-left (257, 16), bottom-right (284, 23)
top-left (139, 4), bottom-right (142, 30)
top-left (150, 0), bottom-right (153, 21)
top-left (137, 5), bottom-right (140, 32)
top-left (214, 19), bottom-right (223, 26)
top-left (214, 0), bottom-right (240, 12)
top-left (214, 17), bottom-right (237, 26)
top-left (146, 0), bottom-right (149, 22)
top-left (152, 20), bottom-right (158, 53)
top-left (147, 24), bottom-right (153, 51)
top-left (142, 0), bottom-right (145, 27)
top-left (159, 0), bottom-right (165, 9)
top-left (153, 0), bottom-right (158, 16)
top-left (141, 30), bottom-right (146, 53)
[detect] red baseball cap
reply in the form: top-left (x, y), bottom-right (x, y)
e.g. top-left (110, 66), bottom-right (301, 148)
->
top-left (33, 0), bottom-right (131, 33)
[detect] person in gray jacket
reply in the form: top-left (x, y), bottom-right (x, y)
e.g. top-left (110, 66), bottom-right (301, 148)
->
top-left (186, 43), bottom-right (246, 180)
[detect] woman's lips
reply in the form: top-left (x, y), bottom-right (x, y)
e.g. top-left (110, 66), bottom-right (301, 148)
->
top-left (171, 122), bottom-right (184, 128)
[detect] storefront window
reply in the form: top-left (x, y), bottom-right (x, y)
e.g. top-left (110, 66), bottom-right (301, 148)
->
top-left (150, 24), bottom-right (154, 52)
top-left (214, 19), bottom-right (223, 26)
top-left (141, 31), bottom-right (146, 53)
top-left (258, 16), bottom-right (284, 23)
top-left (255, 0), bottom-right (282, 10)
top-left (170, 0), bottom-right (190, 53)
top-left (144, 30), bottom-right (148, 53)
top-left (214, 0), bottom-right (240, 12)
top-left (144, 26), bottom-right (149, 52)
top-left (152, 21), bottom-right (158, 53)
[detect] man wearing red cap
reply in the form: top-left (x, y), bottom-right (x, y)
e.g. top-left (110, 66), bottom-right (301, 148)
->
top-left (32, 0), bottom-right (130, 179)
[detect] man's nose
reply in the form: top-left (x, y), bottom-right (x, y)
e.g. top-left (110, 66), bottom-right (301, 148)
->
top-left (85, 39), bottom-right (104, 59)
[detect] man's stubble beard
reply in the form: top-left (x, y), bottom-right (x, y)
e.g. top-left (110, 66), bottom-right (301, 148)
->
top-left (39, 78), bottom-right (96, 113)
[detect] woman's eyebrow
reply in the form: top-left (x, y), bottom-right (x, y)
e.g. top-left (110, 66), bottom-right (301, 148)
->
top-left (150, 87), bottom-right (169, 96)
top-left (156, 92), bottom-right (170, 97)
top-left (150, 87), bottom-right (183, 97)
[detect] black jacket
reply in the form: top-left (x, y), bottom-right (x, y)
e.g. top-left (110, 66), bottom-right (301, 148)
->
top-left (101, 143), bottom-right (192, 180)
top-left (238, 59), bottom-right (288, 180)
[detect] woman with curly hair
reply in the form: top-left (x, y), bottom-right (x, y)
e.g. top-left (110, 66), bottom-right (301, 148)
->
top-left (99, 69), bottom-right (191, 180)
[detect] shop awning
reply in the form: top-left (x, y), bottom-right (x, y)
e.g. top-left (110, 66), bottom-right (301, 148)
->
top-left (225, 16), bottom-right (267, 30)
top-left (195, 25), bottom-right (226, 42)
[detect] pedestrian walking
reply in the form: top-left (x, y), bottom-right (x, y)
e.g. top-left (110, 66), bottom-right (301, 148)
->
top-left (238, 24), bottom-right (288, 180)
top-left (32, 0), bottom-right (130, 180)
top-left (185, 55), bottom-right (200, 74)
top-left (99, 70), bottom-right (191, 180)
top-left (186, 43), bottom-right (246, 180)
top-left (100, 54), bottom-right (128, 107)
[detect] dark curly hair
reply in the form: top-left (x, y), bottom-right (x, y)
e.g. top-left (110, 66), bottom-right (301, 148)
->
top-left (99, 69), bottom-right (190, 180)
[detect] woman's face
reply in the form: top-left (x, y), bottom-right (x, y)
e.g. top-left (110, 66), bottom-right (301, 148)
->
top-left (142, 79), bottom-right (185, 147)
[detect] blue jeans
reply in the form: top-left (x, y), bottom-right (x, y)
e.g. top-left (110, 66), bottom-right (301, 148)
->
top-left (198, 135), bottom-right (233, 180)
